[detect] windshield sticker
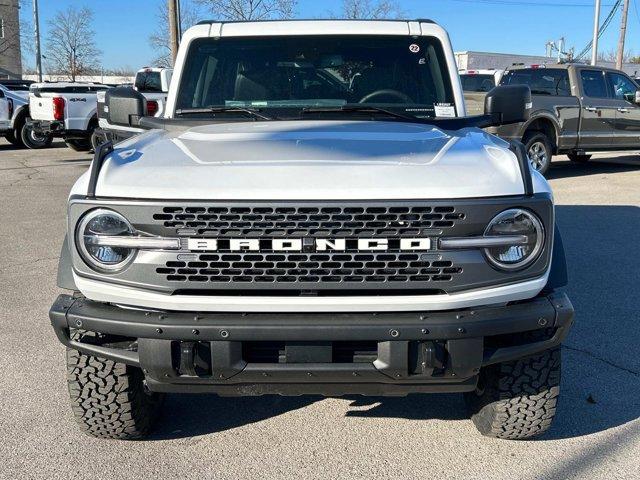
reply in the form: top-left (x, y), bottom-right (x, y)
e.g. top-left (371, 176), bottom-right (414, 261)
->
top-left (434, 103), bottom-right (456, 118)
top-left (409, 44), bottom-right (420, 53)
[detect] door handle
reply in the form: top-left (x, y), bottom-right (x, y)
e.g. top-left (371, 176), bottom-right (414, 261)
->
top-left (617, 108), bottom-right (630, 113)
top-left (584, 106), bottom-right (598, 112)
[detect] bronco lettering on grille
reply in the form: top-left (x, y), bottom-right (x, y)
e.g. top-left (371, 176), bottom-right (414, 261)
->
top-left (186, 237), bottom-right (431, 252)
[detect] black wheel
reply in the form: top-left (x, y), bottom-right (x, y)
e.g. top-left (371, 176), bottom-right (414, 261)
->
top-left (464, 347), bottom-right (561, 440)
top-left (567, 153), bottom-right (591, 163)
top-left (523, 132), bottom-right (552, 175)
top-left (66, 331), bottom-right (164, 440)
top-left (90, 129), bottom-right (105, 151)
top-left (20, 121), bottom-right (52, 149)
top-left (65, 138), bottom-right (92, 152)
top-left (5, 129), bottom-right (22, 146)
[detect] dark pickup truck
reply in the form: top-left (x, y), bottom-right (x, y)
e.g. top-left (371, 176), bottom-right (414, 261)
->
top-left (487, 63), bottom-right (640, 174)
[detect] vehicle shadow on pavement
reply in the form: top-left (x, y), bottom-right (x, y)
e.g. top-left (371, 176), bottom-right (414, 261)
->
top-left (151, 394), bottom-right (318, 439)
top-left (151, 205), bottom-right (639, 441)
top-left (547, 156), bottom-right (640, 180)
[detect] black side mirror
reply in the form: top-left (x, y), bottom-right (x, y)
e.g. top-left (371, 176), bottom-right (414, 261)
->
top-left (105, 87), bottom-right (146, 127)
top-left (484, 85), bottom-right (531, 126)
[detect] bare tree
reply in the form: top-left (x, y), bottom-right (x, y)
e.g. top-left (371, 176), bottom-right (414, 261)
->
top-left (45, 6), bottom-right (101, 81)
top-left (337, 0), bottom-right (404, 19)
top-left (149, 1), bottom-right (201, 67)
top-left (195, 0), bottom-right (297, 20)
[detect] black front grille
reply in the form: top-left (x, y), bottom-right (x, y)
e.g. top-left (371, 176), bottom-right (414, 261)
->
top-left (156, 252), bottom-right (463, 285)
top-left (153, 205), bottom-right (465, 237)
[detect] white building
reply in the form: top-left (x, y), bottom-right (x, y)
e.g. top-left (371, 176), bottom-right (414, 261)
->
top-left (455, 51), bottom-right (640, 77)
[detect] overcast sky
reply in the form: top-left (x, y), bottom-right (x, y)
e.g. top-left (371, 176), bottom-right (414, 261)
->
top-left (21, 0), bottom-right (640, 70)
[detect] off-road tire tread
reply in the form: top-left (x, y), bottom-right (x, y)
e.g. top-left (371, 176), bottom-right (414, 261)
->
top-left (66, 332), bottom-right (163, 440)
top-left (464, 347), bottom-right (560, 440)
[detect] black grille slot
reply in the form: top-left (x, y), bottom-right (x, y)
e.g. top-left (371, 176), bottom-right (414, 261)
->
top-left (242, 341), bottom-right (378, 363)
top-left (153, 205), bottom-right (464, 237)
top-left (156, 252), bottom-right (463, 285)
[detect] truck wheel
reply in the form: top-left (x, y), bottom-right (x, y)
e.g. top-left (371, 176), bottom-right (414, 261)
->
top-left (5, 129), bottom-right (21, 146)
top-left (66, 331), bottom-right (164, 440)
top-left (20, 122), bottom-right (52, 149)
top-left (464, 347), bottom-right (561, 440)
top-left (65, 138), bottom-right (92, 152)
top-left (567, 153), bottom-right (591, 163)
top-left (90, 129), bottom-right (105, 151)
top-left (523, 132), bottom-right (552, 175)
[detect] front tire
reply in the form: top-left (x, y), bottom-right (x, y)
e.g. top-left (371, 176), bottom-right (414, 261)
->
top-left (464, 347), bottom-right (561, 440)
top-left (20, 121), bottom-right (52, 149)
top-left (523, 132), bottom-right (552, 175)
top-left (66, 332), bottom-right (164, 440)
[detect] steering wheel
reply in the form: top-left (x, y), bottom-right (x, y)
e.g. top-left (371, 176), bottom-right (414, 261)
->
top-left (358, 89), bottom-right (413, 104)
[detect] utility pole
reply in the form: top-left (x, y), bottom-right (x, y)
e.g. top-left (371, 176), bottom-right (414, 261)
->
top-left (32, 0), bottom-right (43, 82)
top-left (591, 0), bottom-right (601, 66)
top-left (168, 0), bottom-right (180, 66)
top-left (616, 0), bottom-right (630, 70)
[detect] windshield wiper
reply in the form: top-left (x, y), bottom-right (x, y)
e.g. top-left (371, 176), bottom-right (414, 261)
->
top-left (175, 106), bottom-right (275, 120)
top-left (301, 105), bottom-right (419, 122)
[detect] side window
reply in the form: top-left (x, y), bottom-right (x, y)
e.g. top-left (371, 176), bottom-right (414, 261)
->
top-left (537, 69), bottom-right (570, 96)
top-left (580, 70), bottom-right (609, 98)
top-left (606, 72), bottom-right (637, 102)
top-left (500, 69), bottom-right (570, 96)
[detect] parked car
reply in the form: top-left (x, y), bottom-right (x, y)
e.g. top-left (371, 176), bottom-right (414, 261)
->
top-left (459, 69), bottom-right (504, 115)
top-left (0, 79), bottom-right (43, 147)
top-left (25, 82), bottom-right (108, 151)
top-left (489, 63), bottom-right (640, 174)
top-left (50, 19), bottom-right (573, 441)
top-left (96, 67), bottom-right (173, 144)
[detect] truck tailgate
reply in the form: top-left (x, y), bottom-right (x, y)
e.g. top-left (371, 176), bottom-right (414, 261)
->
top-left (29, 93), bottom-right (55, 121)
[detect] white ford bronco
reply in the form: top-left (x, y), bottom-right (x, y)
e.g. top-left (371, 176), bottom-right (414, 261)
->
top-left (26, 82), bottom-right (109, 151)
top-left (50, 19), bottom-right (573, 440)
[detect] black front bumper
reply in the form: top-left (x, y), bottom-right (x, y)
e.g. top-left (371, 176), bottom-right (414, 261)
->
top-left (49, 292), bottom-right (573, 396)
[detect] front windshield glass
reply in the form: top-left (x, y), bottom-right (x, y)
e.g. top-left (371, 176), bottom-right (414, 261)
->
top-left (460, 74), bottom-right (495, 92)
top-left (176, 35), bottom-right (455, 117)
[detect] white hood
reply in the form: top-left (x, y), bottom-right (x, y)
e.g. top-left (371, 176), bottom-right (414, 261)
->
top-left (91, 120), bottom-right (527, 200)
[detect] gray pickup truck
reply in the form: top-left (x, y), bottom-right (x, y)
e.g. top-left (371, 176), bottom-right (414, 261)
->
top-left (488, 63), bottom-right (640, 174)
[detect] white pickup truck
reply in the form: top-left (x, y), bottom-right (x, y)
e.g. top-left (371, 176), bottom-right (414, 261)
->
top-left (96, 67), bottom-right (173, 144)
top-left (25, 82), bottom-right (108, 151)
top-left (0, 80), bottom-right (38, 147)
top-left (50, 19), bottom-right (573, 441)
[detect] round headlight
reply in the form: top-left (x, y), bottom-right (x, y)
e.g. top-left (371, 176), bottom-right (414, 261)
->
top-left (76, 209), bottom-right (135, 272)
top-left (484, 208), bottom-right (544, 271)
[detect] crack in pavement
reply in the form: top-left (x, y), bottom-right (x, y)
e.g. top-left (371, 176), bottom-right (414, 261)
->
top-left (8, 160), bottom-right (45, 186)
top-left (563, 344), bottom-right (640, 377)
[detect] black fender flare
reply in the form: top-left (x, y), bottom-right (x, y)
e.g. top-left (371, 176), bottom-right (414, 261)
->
top-left (518, 112), bottom-right (561, 144)
top-left (546, 224), bottom-right (568, 290)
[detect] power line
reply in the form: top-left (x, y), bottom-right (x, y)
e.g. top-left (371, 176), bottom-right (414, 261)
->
top-left (446, 0), bottom-right (615, 7)
top-left (575, 0), bottom-right (623, 60)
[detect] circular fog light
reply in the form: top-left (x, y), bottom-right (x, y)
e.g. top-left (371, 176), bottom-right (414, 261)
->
top-left (484, 208), bottom-right (544, 271)
top-left (76, 209), bottom-right (135, 272)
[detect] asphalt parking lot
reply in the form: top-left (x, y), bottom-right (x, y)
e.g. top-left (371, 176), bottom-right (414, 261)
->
top-left (0, 138), bottom-right (638, 480)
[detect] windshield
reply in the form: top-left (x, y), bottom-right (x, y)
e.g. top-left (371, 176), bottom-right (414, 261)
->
top-left (135, 71), bottom-right (163, 92)
top-left (460, 74), bottom-right (495, 92)
top-left (176, 35), bottom-right (455, 118)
